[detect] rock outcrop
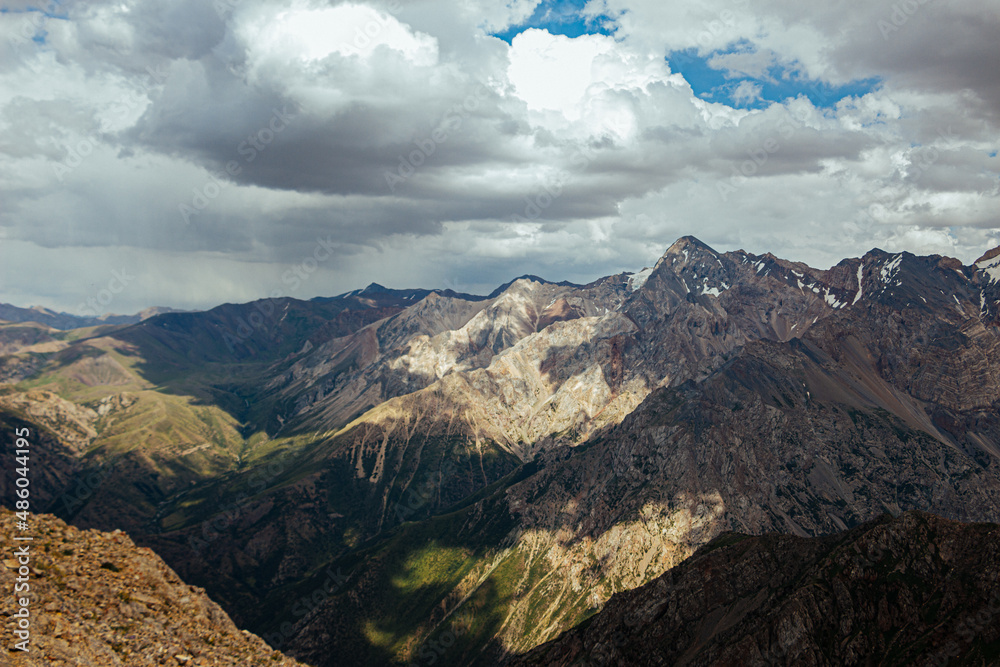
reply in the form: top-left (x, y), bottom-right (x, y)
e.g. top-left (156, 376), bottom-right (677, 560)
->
top-left (0, 508), bottom-right (305, 666)
top-left (514, 511), bottom-right (1000, 667)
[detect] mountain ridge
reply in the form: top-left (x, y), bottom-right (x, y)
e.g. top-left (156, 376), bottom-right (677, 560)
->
top-left (0, 303), bottom-right (184, 331)
top-left (1, 235), bottom-right (998, 666)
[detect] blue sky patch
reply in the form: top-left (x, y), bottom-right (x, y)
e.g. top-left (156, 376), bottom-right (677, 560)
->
top-left (492, 0), bottom-right (616, 43)
top-left (668, 47), bottom-right (880, 110)
top-left (1, 4), bottom-right (67, 47)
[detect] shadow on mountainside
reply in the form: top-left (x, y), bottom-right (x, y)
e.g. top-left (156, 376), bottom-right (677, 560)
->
top-left (252, 324), bottom-right (1000, 666)
top-left (511, 511), bottom-right (1000, 667)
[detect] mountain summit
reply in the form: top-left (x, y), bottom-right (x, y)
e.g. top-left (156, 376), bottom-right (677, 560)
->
top-left (976, 245), bottom-right (1000, 265)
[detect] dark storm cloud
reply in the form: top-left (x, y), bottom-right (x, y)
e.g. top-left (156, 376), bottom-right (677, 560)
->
top-left (829, 2), bottom-right (1000, 125)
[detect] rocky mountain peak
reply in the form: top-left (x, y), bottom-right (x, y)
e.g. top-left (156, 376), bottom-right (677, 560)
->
top-left (976, 245), bottom-right (1000, 266)
top-left (650, 236), bottom-right (729, 290)
top-left (849, 248), bottom-right (989, 313)
top-left (420, 290), bottom-right (442, 303)
top-left (486, 275), bottom-right (580, 299)
top-left (5, 238), bottom-right (1000, 667)
top-left (660, 235), bottom-right (720, 261)
top-left (976, 245), bottom-right (1000, 291)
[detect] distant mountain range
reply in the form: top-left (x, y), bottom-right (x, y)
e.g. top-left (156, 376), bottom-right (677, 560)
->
top-left (0, 302), bottom-right (183, 330)
top-left (0, 281), bottom-right (507, 332)
top-left (2, 236), bottom-right (999, 665)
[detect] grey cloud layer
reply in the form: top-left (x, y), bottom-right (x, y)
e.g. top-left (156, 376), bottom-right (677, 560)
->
top-left (0, 0), bottom-right (997, 313)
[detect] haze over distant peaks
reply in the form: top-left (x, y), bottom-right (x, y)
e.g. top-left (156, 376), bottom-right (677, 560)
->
top-left (0, 303), bottom-right (183, 331)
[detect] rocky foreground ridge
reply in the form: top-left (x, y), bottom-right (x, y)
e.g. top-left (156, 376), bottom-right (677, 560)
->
top-left (514, 511), bottom-right (1000, 667)
top-left (0, 508), bottom-right (303, 666)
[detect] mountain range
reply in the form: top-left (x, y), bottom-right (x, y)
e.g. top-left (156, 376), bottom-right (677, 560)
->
top-left (2, 236), bottom-right (999, 665)
top-left (0, 303), bottom-right (183, 331)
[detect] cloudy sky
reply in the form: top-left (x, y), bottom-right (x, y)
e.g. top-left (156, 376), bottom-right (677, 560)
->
top-left (1, 0), bottom-right (999, 314)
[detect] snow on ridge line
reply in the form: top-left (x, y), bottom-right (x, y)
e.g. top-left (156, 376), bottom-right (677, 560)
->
top-left (627, 267), bottom-right (654, 291)
top-left (976, 251), bottom-right (1000, 270)
top-left (976, 253), bottom-right (1000, 285)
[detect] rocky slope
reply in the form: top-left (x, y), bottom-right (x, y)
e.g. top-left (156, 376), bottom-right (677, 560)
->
top-left (976, 245), bottom-right (1000, 324)
top-left (513, 511), bottom-right (1000, 667)
top-left (264, 274), bottom-right (632, 437)
top-left (132, 237), bottom-right (861, 629)
top-left (0, 285), bottom-right (481, 529)
top-left (2, 238), bottom-right (999, 666)
top-left (0, 323), bottom-right (66, 357)
top-left (281, 245), bottom-right (1000, 666)
top-left (0, 508), bottom-right (304, 666)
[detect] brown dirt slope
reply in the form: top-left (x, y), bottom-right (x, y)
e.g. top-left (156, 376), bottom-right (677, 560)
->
top-left (0, 508), bottom-right (305, 667)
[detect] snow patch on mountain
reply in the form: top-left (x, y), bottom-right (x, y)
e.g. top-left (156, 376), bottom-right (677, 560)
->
top-left (880, 254), bottom-right (903, 285)
top-left (698, 277), bottom-right (729, 297)
top-left (852, 264), bottom-right (865, 305)
top-left (627, 267), bottom-right (654, 292)
top-left (977, 253), bottom-right (1000, 285)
